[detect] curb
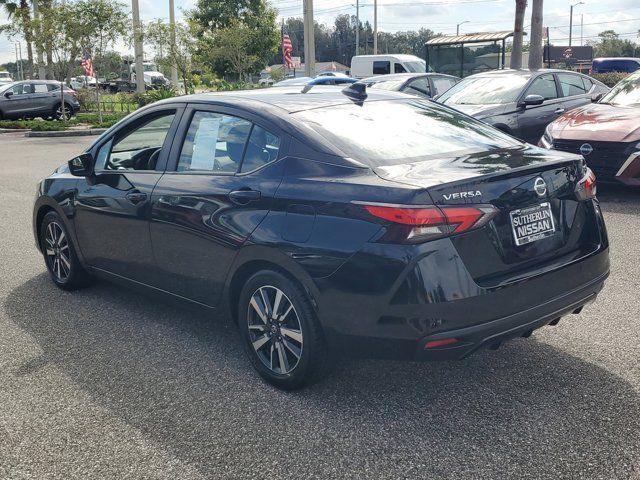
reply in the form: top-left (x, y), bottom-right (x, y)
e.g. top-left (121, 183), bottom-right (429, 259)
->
top-left (26, 128), bottom-right (108, 138)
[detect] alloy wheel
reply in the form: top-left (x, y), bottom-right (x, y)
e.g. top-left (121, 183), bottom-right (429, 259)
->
top-left (55, 105), bottom-right (71, 119)
top-left (44, 221), bottom-right (71, 281)
top-left (247, 285), bottom-right (303, 375)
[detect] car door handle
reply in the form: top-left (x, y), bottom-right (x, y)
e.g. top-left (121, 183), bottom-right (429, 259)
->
top-left (554, 108), bottom-right (565, 114)
top-left (125, 190), bottom-right (147, 205)
top-left (229, 189), bottom-right (261, 205)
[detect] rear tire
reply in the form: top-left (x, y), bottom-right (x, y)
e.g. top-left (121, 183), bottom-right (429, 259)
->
top-left (238, 270), bottom-right (329, 390)
top-left (40, 211), bottom-right (92, 290)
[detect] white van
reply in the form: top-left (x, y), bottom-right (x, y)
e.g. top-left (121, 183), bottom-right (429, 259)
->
top-left (0, 71), bottom-right (13, 85)
top-left (350, 54), bottom-right (427, 79)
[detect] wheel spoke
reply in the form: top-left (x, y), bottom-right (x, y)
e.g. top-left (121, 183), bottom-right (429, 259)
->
top-left (248, 324), bottom-right (266, 332)
top-left (249, 295), bottom-right (268, 324)
top-left (275, 341), bottom-right (290, 373)
top-left (281, 327), bottom-right (303, 344)
top-left (45, 248), bottom-right (55, 256)
top-left (282, 337), bottom-right (301, 359)
top-left (59, 253), bottom-right (71, 270)
top-left (259, 288), bottom-right (272, 317)
top-left (278, 304), bottom-right (294, 323)
top-left (57, 229), bottom-right (66, 247)
top-left (272, 289), bottom-right (283, 318)
top-left (252, 334), bottom-right (271, 351)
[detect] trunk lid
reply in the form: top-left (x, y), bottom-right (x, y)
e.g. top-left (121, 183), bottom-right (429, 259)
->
top-left (374, 146), bottom-right (602, 287)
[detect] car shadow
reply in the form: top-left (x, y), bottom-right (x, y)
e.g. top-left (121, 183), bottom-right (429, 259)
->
top-left (4, 274), bottom-right (639, 478)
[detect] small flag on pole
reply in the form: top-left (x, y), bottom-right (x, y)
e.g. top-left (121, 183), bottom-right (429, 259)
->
top-left (281, 30), bottom-right (294, 69)
top-left (81, 51), bottom-right (95, 77)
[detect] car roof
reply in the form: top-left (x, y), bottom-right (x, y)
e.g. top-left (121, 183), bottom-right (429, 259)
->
top-left (464, 68), bottom-right (588, 79)
top-left (352, 54), bottom-right (423, 61)
top-left (593, 57), bottom-right (640, 61)
top-left (362, 73), bottom-right (456, 82)
top-left (162, 86), bottom-right (411, 114)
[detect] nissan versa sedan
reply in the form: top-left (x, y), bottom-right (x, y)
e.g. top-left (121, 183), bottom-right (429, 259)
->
top-left (33, 86), bottom-right (610, 389)
top-left (541, 70), bottom-right (640, 185)
top-left (438, 69), bottom-right (609, 144)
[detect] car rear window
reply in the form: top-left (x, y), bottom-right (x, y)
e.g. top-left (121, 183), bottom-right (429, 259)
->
top-left (293, 99), bottom-right (522, 167)
top-left (439, 75), bottom-right (529, 105)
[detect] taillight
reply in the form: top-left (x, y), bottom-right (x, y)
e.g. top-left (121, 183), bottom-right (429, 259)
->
top-left (575, 167), bottom-right (597, 201)
top-left (362, 203), bottom-right (498, 243)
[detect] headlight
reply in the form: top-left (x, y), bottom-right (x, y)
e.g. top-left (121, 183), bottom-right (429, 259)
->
top-left (540, 124), bottom-right (554, 149)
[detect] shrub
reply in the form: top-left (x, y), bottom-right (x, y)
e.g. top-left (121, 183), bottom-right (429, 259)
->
top-left (590, 72), bottom-right (629, 88)
top-left (29, 121), bottom-right (67, 131)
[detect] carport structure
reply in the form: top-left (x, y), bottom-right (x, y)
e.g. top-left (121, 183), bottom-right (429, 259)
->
top-left (426, 31), bottom-right (515, 78)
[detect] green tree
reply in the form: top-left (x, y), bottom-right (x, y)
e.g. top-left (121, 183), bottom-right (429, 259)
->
top-left (588, 30), bottom-right (637, 57)
top-left (188, 0), bottom-right (279, 78)
top-left (146, 20), bottom-right (194, 94)
top-left (0, 0), bottom-right (35, 78)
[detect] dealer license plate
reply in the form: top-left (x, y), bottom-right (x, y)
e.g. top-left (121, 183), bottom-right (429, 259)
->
top-left (510, 202), bottom-right (555, 246)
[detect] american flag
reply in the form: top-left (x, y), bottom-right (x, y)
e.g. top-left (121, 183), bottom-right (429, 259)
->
top-left (281, 30), bottom-right (294, 69)
top-left (81, 52), bottom-right (95, 77)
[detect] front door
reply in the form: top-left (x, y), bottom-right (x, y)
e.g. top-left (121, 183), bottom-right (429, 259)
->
top-left (517, 73), bottom-right (565, 144)
top-left (74, 108), bottom-right (182, 284)
top-left (2, 83), bottom-right (32, 118)
top-left (150, 106), bottom-right (287, 306)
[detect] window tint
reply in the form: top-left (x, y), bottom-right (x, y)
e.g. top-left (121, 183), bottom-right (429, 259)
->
top-left (525, 74), bottom-right (558, 100)
top-left (432, 76), bottom-right (457, 95)
top-left (98, 112), bottom-right (175, 171)
top-left (403, 77), bottom-right (431, 97)
top-left (240, 125), bottom-right (281, 173)
top-left (557, 73), bottom-right (587, 97)
top-left (294, 99), bottom-right (522, 167)
top-left (178, 111), bottom-right (251, 173)
top-left (373, 61), bottom-right (390, 75)
top-left (394, 63), bottom-right (407, 73)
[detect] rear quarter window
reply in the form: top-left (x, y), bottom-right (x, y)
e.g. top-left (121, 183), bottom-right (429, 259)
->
top-left (373, 61), bottom-right (390, 75)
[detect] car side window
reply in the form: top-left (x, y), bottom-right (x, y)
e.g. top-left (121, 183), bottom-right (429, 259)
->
top-left (97, 111), bottom-right (176, 171)
top-left (557, 73), bottom-right (588, 97)
top-left (373, 61), bottom-right (390, 75)
top-left (240, 125), bottom-right (281, 173)
top-left (525, 74), bottom-right (558, 100)
top-left (33, 84), bottom-right (48, 93)
top-left (432, 77), bottom-right (456, 95)
top-left (7, 84), bottom-right (24, 95)
top-left (582, 76), bottom-right (593, 92)
top-left (177, 111), bottom-right (251, 173)
top-left (394, 63), bottom-right (407, 73)
top-left (404, 77), bottom-right (431, 97)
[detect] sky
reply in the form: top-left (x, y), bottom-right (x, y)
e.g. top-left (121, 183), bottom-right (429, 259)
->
top-left (1, 0), bottom-right (639, 66)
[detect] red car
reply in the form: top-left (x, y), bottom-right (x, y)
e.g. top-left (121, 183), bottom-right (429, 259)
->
top-left (540, 71), bottom-right (640, 185)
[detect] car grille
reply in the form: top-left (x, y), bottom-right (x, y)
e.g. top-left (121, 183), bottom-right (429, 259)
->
top-left (552, 140), bottom-right (634, 180)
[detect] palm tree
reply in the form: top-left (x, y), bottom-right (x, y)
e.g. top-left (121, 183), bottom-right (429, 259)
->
top-left (0, 0), bottom-right (35, 78)
top-left (528, 0), bottom-right (543, 70)
top-left (511, 0), bottom-right (527, 69)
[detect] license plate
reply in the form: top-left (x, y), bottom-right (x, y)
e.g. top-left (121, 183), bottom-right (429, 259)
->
top-left (510, 202), bottom-right (555, 246)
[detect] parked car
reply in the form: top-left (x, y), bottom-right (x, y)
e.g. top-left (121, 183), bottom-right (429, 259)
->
top-left (0, 80), bottom-right (80, 120)
top-left (361, 73), bottom-right (460, 99)
top-left (540, 70), bottom-right (640, 185)
top-left (0, 71), bottom-right (13, 85)
top-left (350, 54), bottom-right (427, 78)
top-left (273, 76), bottom-right (357, 87)
top-left (438, 69), bottom-right (609, 144)
top-left (33, 86), bottom-right (609, 389)
top-left (70, 75), bottom-right (97, 90)
top-left (591, 57), bottom-right (640, 74)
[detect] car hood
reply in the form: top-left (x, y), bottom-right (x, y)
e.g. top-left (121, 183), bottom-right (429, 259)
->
top-left (548, 102), bottom-right (640, 143)
top-left (446, 103), bottom-right (507, 119)
top-left (373, 145), bottom-right (578, 188)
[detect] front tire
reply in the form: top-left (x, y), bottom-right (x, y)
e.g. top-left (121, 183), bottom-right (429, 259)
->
top-left (40, 211), bottom-right (91, 290)
top-left (53, 103), bottom-right (74, 120)
top-left (238, 270), bottom-right (328, 390)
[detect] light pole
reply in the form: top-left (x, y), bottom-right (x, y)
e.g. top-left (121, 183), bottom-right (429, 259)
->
top-left (132, 0), bottom-right (145, 93)
top-left (456, 20), bottom-right (470, 36)
top-left (569, 2), bottom-right (584, 47)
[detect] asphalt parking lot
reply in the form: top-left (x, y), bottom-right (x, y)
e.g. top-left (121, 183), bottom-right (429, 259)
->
top-left (1, 133), bottom-right (639, 479)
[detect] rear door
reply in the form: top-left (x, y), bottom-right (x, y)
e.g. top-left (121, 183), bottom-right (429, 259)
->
top-left (516, 73), bottom-right (564, 144)
top-left (149, 105), bottom-right (288, 306)
top-left (29, 82), bottom-right (54, 115)
top-left (556, 72), bottom-right (591, 113)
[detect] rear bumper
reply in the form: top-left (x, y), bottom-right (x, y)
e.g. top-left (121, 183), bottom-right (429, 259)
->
top-left (414, 268), bottom-right (607, 360)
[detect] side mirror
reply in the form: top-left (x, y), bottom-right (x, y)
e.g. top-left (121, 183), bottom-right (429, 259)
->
top-left (520, 94), bottom-right (545, 107)
top-left (4, 91), bottom-right (13, 98)
top-left (68, 153), bottom-right (95, 177)
top-left (591, 92), bottom-right (604, 103)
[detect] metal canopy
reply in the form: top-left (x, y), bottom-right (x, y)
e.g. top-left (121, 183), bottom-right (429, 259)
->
top-left (426, 31), bottom-right (514, 46)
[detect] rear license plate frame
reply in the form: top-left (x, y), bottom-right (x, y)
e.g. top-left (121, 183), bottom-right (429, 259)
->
top-left (510, 202), bottom-right (555, 246)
